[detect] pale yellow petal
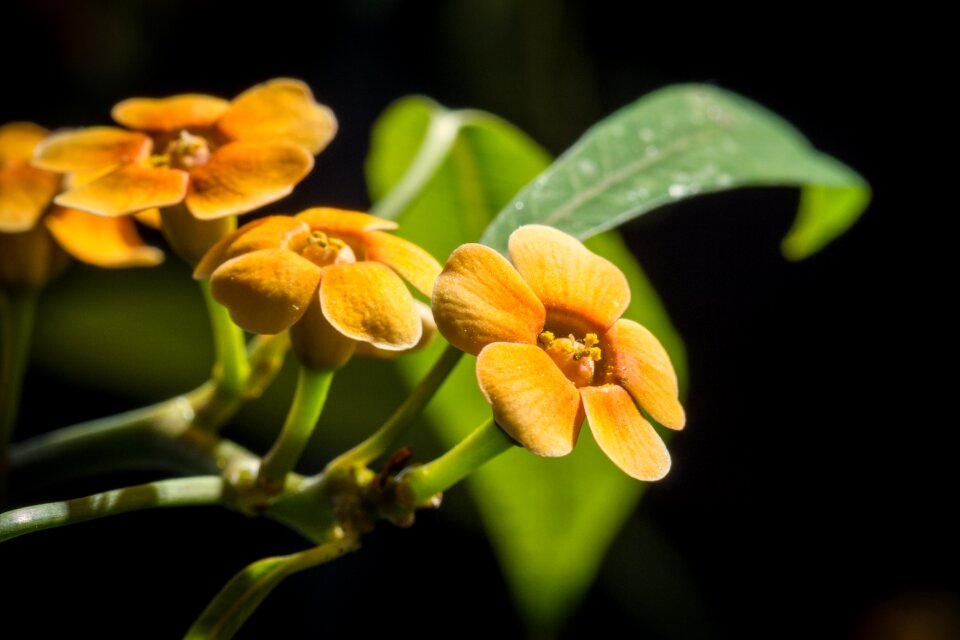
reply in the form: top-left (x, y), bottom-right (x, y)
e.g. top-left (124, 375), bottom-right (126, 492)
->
top-left (582, 384), bottom-right (671, 481)
top-left (0, 122), bottom-right (49, 165)
top-left (55, 164), bottom-right (189, 216)
top-left (210, 248), bottom-right (321, 334)
top-left (44, 206), bottom-right (163, 268)
top-left (185, 140), bottom-right (313, 220)
top-left (0, 165), bottom-right (60, 232)
top-left (319, 262), bottom-right (421, 350)
top-left (476, 342), bottom-right (582, 456)
top-left (362, 230), bottom-right (441, 297)
top-left (289, 297), bottom-right (357, 370)
top-left (217, 78), bottom-right (337, 153)
top-left (112, 94), bottom-right (230, 131)
top-left (32, 127), bottom-right (152, 173)
top-left (508, 224), bottom-right (630, 332)
top-left (601, 319), bottom-right (685, 430)
top-left (432, 243), bottom-right (545, 355)
top-left (194, 216), bottom-right (310, 278)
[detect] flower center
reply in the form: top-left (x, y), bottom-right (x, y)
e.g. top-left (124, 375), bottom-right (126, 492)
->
top-left (151, 130), bottom-right (211, 170)
top-left (537, 330), bottom-right (601, 388)
top-left (300, 230), bottom-right (356, 267)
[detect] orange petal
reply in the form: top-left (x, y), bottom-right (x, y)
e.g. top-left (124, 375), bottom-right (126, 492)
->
top-left (582, 384), bottom-right (671, 481)
top-left (32, 127), bottom-right (152, 173)
top-left (0, 122), bottom-right (49, 165)
top-left (354, 300), bottom-right (437, 359)
top-left (44, 206), bottom-right (163, 268)
top-left (602, 319), bottom-right (685, 430)
top-left (432, 243), bottom-right (544, 355)
top-left (217, 78), bottom-right (337, 154)
top-left (210, 248), bottom-right (321, 334)
top-left (295, 207), bottom-right (398, 234)
top-left (112, 94), bottom-right (230, 132)
top-left (319, 262), bottom-right (421, 350)
top-left (363, 230), bottom-right (440, 297)
top-left (476, 342), bottom-right (582, 456)
top-left (508, 225), bottom-right (630, 332)
top-left (185, 140), bottom-right (313, 220)
top-left (0, 165), bottom-right (60, 232)
top-left (194, 215), bottom-right (310, 278)
top-left (134, 208), bottom-right (162, 229)
top-left (55, 164), bottom-right (189, 216)
top-left (289, 296), bottom-right (357, 370)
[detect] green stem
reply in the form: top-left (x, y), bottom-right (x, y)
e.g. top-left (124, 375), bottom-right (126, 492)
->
top-left (8, 387), bottom-right (260, 493)
top-left (193, 280), bottom-right (251, 432)
top-left (256, 367), bottom-right (334, 494)
top-left (369, 107), bottom-right (462, 220)
top-left (184, 533), bottom-right (359, 640)
top-left (0, 289), bottom-right (38, 464)
top-left (400, 417), bottom-right (515, 505)
top-left (326, 345), bottom-right (462, 473)
top-left (0, 476), bottom-right (225, 543)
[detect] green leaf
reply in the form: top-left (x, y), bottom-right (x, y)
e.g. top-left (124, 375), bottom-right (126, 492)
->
top-left (366, 97), bottom-right (687, 631)
top-left (480, 84), bottom-right (870, 259)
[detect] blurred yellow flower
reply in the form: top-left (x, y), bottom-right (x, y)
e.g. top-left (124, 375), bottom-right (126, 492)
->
top-left (31, 79), bottom-right (336, 221)
top-left (432, 225), bottom-right (685, 480)
top-left (0, 122), bottom-right (161, 288)
top-left (195, 208), bottom-right (440, 370)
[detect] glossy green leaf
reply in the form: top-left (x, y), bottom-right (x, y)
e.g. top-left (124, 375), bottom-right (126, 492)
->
top-left (481, 84), bottom-right (870, 259)
top-left (366, 96), bottom-right (686, 631)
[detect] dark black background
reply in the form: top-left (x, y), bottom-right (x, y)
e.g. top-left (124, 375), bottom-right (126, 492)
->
top-left (2, 1), bottom-right (951, 639)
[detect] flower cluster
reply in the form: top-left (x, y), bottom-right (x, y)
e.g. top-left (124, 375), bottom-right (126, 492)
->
top-left (31, 78), bottom-right (335, 222)
top-left (432, 225), bottom-right (685, 480)
top-left (194, 208), bottom-right (441, 370)
top-left (1, 122), bottom-right (161, 288)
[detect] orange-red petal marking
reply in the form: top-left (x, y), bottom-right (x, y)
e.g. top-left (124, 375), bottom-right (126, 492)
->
top-left (476, 342), bottom-right (582, 456)
top-left (508, 224), bottom-right (630, 332)
top-left (44, 206), bottom-right (163, 268)
top-left (319, 262), bottom-right (421, 350)
top-left (55, 164), bottom-right (189, 216)
top-left (217, 78), bottom-right (337, 154)
top-left (185, 140), bottom-right (313, 220)
top-left (112, 94), bottom-right (230, 132)
top-left (432, 243), bottom-right (545, 355)
top-left (32, 127), bottom-right (152, 173)
top-left (210, 249), bottom-right (321, 334)
top-left (581, 384), bottom-right (671, 481)
top-left (603, 319), bottom-right (685, 430)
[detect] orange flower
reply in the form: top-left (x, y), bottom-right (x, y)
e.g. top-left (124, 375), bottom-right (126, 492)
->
top-left (0, 122), bottom-right (161, 288)
top-left (31, 79), bottom-right (335, 221)
top-left (432, 225), bottom-right (685, 480)
top-left (194, 208), bottom-right (441, 370)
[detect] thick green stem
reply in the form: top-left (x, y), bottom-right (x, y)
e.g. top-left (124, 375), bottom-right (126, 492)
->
top-left (256, 367), bottom-right (334, 494)
top-left (326, 345), bottom-right (462, 473)
top-left (193, 280), bottom-right (251, 432)
top-left (0, 289), bottom-right (38, 464)
top-left (0, 476), bottom-right (225, 543)
top-left (400, 417), bottom-right (515, 504)
top-left (184, 533), bottom-right (359, 640)
top-left (369, 108), bottom-right (462, 220)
